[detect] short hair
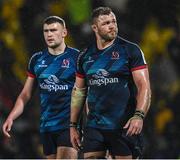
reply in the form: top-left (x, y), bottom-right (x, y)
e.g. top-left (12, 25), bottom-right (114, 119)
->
top-left (43, 16), bottom-right (66, 28)
top-left (91, 7), bottom-right (113, 24)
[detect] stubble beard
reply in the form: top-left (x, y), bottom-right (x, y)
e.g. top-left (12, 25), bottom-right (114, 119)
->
top-left (100, 30), bottom-right (118, 42)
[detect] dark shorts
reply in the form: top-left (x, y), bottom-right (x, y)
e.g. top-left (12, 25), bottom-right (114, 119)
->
top-left (82, 127), bottom-right (144, 158)
top-left (40, 129), bottom-right (72, 156)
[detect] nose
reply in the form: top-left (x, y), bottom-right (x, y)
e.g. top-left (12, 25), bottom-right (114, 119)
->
top-left (45, 30), bottom-right (53, 37)
top-left (109, 22), bottom-right (115, 29)
top-left (47, 31), bottom-right (53, 36)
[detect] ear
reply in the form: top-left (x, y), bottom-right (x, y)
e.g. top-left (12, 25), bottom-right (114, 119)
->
top-left (62, 28), bottom-right (67, 38)
top-left (91, 24), bottom-right (97, 33)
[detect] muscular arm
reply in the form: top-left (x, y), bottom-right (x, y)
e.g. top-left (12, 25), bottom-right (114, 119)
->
top-left (2, 77), bottom-right (35, 137)
top-left (124, 68), bottom-right (151, 135)
top-left (132, 68), bottom-right (151, 115)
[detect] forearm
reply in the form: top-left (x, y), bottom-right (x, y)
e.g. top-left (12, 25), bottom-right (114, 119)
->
top-left (7, 93), bottom-right (30, 121)
top-left (71, 106), bottom-right (83, 124)
top-left (70, 86), bottom-right (87, 123)
top-left (136, 85), bottom-right (151, 115)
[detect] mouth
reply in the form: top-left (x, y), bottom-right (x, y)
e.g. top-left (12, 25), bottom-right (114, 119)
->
top-left (47, 38), bottom-right (54, 43)
top-left (109, 30), bottom-right (116, 34)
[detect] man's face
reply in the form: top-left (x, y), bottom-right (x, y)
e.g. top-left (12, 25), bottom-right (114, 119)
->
top-left (43, 22), bottom-right (67, 49)
top-left (93, 12), bottom-right (118, 41)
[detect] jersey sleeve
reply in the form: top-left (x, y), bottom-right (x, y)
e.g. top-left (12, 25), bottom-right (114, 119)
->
top-left (128, 44), bottom-right (147, 72)
top-left (76, 49), bottom-right (86, 78)
top-left (27, 54), bottom-right (36, 78)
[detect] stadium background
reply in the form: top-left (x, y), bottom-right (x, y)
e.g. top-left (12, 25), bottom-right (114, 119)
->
top-left (0, 0), bottom-right (180, 158)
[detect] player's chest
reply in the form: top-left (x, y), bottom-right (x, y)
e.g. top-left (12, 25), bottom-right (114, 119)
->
top-left (34, 56), bottom-right (75, 77)
top-left (83, 48), bottom-right (129, 76)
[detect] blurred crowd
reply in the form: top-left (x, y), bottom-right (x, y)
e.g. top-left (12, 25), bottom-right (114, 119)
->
top-left (0, 0), bottom-right (180, 158)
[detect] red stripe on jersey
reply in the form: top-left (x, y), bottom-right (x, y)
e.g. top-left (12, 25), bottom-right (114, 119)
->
top-left (76, 72), bottom-right (85, 78)
top-left (27, 71), bottom-right (36, 78)
top-left (131, 64), bottom-right (147, 72)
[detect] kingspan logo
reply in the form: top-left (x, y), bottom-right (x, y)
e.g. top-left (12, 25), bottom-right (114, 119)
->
top-left (40, 75), bottom-right (68, 92)
top-left (89, 69), bottom-right (119, 86)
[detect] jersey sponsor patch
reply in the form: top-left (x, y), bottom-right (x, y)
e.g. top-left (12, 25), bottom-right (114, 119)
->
top-left (40, 75), bottom-right (68, 92)
top-left (89, 69), bottom-right (119, 86)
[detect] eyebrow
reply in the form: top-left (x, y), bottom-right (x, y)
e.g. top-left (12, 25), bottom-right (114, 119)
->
top-left (43, 28), bottom-right (58, 32)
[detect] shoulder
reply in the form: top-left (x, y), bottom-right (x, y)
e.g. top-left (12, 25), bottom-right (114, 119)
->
top-left (79, 43), bottom-right (95, 57)
top-left (117, 36), bottom-right (140, 49)
top-left (30, 50), bottom-right (44, 59)
top-left (67, 46), bottom-right (80, 54)
top-left (29, 50), bottom-right (44, 63)
top-left (117, 36), bottom-right (142, 56)
top-left (66, 46), bottom-right (80, 60)
top-left (28, 50), bottom-right (45, 70)
top-left (78, 46), bottom-right (91, 61)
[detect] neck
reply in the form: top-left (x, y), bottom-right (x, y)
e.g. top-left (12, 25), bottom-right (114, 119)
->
top-left (96, 37), bottom-right (115, 50)
top-left (48, 42), bottom-right (66, 55)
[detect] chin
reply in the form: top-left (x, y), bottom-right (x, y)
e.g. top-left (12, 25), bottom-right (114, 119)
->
top-left (105, 33), bottom-right (117, 41)
top-left (48, 44), bottom-right (57, 48)
top-left (107, 36), bottom-right (116, 41)
top-left (110, 33), bottom-right (117, 39)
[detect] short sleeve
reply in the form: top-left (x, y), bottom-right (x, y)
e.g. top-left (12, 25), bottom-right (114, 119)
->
top-left (27, 54), bottom-right (37, 78)
top-left (128, 44), bottom-right (147, 72)
top-left (76, 50), bottom-right (86, 78)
